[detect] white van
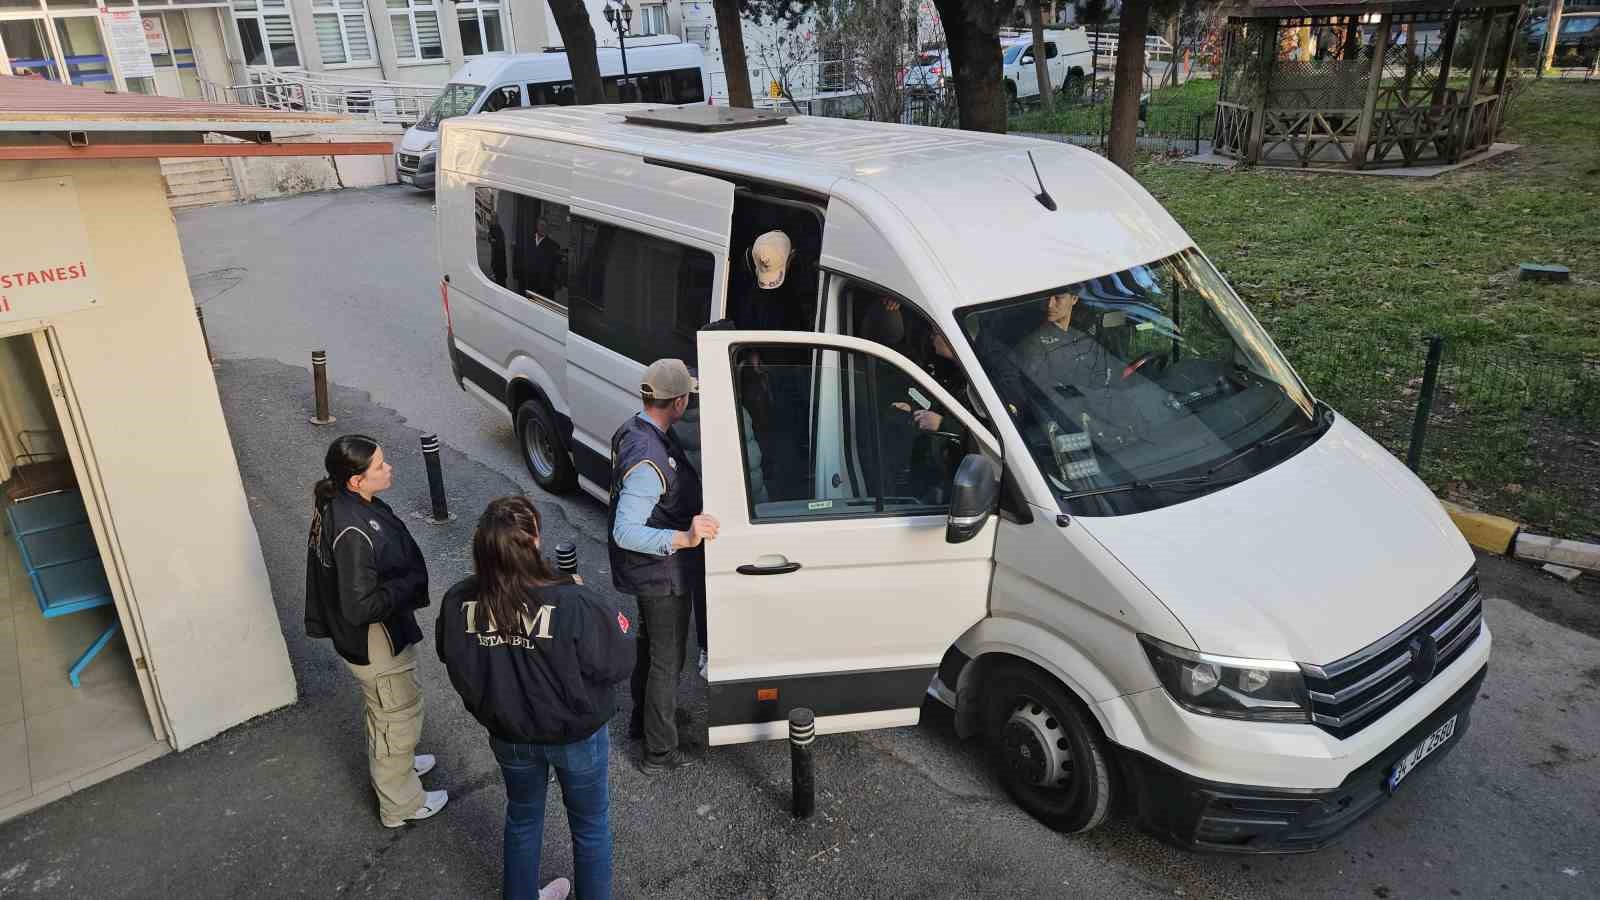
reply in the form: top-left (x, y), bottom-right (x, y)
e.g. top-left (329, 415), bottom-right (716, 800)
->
top-left (396, 39), bottom-right (707, 189)
top-left (436, 105), bottom-right (1488, 853)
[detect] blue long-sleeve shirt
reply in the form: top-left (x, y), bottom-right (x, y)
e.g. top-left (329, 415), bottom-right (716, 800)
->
top-left (611, 413), bottom-right (678, 558)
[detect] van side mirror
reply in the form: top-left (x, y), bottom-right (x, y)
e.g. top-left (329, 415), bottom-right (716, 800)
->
top-left (946, 453), bottom-right (1001, 544)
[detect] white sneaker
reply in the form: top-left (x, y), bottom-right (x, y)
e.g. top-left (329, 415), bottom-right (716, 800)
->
top-left (383, 789), bottom-right (448, 828)
top-left (412, 754), bottom-right (436, 778)
top-left (698, 650), bottom-right (708, 680)
top-left (539, 877), bottom-right (572, 900)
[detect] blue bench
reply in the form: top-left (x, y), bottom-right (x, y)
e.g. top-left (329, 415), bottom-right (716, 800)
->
top-left (5, 490), bottom-right (118, 687)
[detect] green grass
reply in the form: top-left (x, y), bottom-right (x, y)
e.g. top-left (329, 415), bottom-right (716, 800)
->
top-left (1130, 81), bottom-right (1600, 539)
top-left (1010, 77), bottom-right (1221, 138)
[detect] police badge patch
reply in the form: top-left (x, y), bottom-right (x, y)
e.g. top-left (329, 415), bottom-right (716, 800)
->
top-left (369, 520), bottom-right (382, 531)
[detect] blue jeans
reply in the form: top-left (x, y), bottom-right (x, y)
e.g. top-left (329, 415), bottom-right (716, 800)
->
top-left (490, 728), bottom-right (613, 900)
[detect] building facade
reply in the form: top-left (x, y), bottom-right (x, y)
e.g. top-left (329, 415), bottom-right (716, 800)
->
top-left (0, 0), bottom-right (680, 100)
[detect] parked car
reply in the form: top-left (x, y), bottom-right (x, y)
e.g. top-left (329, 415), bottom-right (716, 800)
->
top-left (902, 49), bottom-right (950, 95)
top-left (1001, 27), bottom-right (1092, 102)
top-left (1523, 11), bottom-right (1600, 67)
top-left (436, 104), bottom-right (1489, 852)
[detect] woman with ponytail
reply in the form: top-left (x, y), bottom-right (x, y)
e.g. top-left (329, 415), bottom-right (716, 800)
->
top-left (305, 435), bottom-right (447, 828)
top-left (437, 496), bottom-right (634, 900)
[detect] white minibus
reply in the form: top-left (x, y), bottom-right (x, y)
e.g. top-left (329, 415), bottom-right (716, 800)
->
top-left (434, 104), bottom-right (1487, 853)
top-left (397, 39), bottom-right (707, 189)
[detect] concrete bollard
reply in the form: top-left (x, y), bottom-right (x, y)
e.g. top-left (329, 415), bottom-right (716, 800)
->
top-left (789, 707), bottom-right (815, 819)
top-left (309, 350), bottom-right (336, 425)
top-left (420, 434), bottom-right (448, 522)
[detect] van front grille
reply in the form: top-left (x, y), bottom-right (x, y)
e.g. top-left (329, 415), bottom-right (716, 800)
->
top-left (1300, 572), bottom-right (1482, 740)
top-left (398, 153), bottom-right (420, 170)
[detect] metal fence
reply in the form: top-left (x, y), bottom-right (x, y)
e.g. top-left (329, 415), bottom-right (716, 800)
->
top-left (1282, 330), bottom-right (1600, 540)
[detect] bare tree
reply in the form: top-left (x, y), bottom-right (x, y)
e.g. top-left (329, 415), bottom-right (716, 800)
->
top-left (815, 0), bottom-right (915, 124)
top-left (546, 0), bottom-right (605, 104)
top-left (749, 27), bottom-right (821, 112)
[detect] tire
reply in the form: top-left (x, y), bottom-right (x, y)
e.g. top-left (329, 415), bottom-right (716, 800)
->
top-left (982, 663), bottom-right (1113, 834)
top-left (514, 398), bottom-right (576, 494)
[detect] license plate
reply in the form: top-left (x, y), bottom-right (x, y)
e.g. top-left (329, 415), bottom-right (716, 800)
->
top-left (399, 173), bottom-right (414, 185)
top-left (1386, 714), bottom-right (1457, 793)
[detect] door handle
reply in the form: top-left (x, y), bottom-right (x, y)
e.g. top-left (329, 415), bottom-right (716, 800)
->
top-left (737, 560), bottom-right (802, 576)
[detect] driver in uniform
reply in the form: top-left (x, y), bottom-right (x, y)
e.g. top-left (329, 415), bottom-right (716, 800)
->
top-left (1015, 290), bottom-right (1103, 396)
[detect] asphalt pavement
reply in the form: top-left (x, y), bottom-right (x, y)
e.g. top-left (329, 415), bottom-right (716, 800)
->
top-left (2, 184), bottom-right (1593, 899)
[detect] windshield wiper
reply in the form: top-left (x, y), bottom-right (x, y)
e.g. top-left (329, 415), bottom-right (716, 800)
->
top-left (1061, 470), bottom-right (1254, 501)
top-left (1201, 401), bottom-right (1332, 478)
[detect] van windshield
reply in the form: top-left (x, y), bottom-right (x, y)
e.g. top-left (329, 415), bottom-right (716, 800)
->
top-left (418, 83), bottom-right (485, 131)
top-left (955, 248), bottom-right (1329, 517)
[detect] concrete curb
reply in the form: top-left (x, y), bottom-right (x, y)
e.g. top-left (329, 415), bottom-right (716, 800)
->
top-left (1441, 500), bottom-right (1600, 576)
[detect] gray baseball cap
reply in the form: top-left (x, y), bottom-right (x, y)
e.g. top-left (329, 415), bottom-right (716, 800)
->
top-left (641, 358), bottom-right (698, 400)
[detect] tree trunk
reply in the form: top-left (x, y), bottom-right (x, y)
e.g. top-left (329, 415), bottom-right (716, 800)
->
top-left (935, 0), bottom-right (1013, 133)
top-left (1541, 0), bottom-right (1566, 72)
top-left (714, 0), bottom-right (754, 107)
top-left (546, 0), bottom-right (605, 104)
top-left (1030, 1), bottom-right (1054, 112)
top-left (1107, 0), bottom-right (1151, 173)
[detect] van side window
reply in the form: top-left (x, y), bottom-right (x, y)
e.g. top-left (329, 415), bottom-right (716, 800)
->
top-left (473, 187), bottom-right (572, 308)
top-left (731, 344), bottom-right (963, 522)
top-left (481, 85), bottom-right (522, 112)
top-left (568, 216), bottom-right (713, 365)
top-left (528, 80), bottom-right (575, 106)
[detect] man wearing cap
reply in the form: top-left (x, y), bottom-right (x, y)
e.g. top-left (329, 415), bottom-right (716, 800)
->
top-left (608, 359), bottom-right (720, 774)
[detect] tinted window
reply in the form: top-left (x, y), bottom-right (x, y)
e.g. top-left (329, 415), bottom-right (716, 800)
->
top-left (569, 217), bottom-right (714, 365)
top-left (732, 344), bottom-right (964, 521)
top-left (481, 85), bottom-right (522, 112)
top-left (474, 187), bottom-right (572, 308)
top-left (528, 80), bottom-right (576, 106)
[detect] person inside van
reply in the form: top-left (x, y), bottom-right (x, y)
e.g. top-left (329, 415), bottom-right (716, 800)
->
top-left (1014, 290), bottom-right (1105, 399)
top-left (527, 219), bottom-right (563, 301)
top-left (437, 496), bottom-right (635, 900)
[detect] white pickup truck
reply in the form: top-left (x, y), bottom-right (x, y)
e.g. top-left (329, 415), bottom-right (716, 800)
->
top-left (1001, 27), bottom-right (1092, 102)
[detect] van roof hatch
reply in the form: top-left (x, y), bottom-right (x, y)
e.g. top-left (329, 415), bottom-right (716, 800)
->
top-left (622, 106), bottom-right (788, 133)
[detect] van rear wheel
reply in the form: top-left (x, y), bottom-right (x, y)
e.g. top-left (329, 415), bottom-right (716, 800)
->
top-left (982, 663), bottom-right (1113, 834)
top-left (515, 398), bottom-right (576, 494)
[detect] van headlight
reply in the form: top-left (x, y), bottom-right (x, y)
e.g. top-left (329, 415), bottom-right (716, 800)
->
top-left (1139, 635), bottom-right (1309, 723)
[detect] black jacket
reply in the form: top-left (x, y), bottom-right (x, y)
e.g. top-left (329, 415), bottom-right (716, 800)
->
top-left (437, 576), bottom-right (635, 745)
top-left (305, 490), bottom-right (429, 665)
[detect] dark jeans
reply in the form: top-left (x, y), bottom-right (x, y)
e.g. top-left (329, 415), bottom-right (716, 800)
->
top-left (490, 728), bottom-right (613, 900)
top-left (628, 592), bottom-right (689, 758)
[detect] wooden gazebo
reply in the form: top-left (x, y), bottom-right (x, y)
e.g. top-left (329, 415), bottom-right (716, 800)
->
top-left (1213, 0), bottom-right (1526, 169)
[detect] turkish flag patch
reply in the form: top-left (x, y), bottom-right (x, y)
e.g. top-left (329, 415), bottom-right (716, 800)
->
top-left (617, 611), bottom-right (631, 634)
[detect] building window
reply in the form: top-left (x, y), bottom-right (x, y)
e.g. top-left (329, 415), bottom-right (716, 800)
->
top-left (232, 0), bottom-right (300, 68)
top-left (455, 0), bottom-right (506, 56)
top-left (474, 187), bottom-right (572, 309)
top-left (312, 0), bottom-right (375, 67)
top-left (569, 216), bottom-right (714, 366)
top-left (639, 3), bottom-right (668, 36)
top-left (387, 0), bottom-right (444, 61)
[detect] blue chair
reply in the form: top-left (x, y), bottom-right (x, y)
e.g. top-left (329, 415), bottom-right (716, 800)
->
top-left (5, 490), bottom-right (118, 687)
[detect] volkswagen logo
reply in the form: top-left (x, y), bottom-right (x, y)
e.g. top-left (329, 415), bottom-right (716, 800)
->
top-left (1409, 635), bottom-right (1440, 685)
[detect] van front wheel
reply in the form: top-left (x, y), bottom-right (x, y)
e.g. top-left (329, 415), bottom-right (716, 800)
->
top-left (515, 399), bottom-right (576, 494)
top-left (982, 664), bottom-right (1113, 833)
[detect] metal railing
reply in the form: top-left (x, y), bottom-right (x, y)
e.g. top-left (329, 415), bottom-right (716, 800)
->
top-left (202, 71), bottom-right (442, 125)
top-left (1086, 31), bottom-right (1175, 65)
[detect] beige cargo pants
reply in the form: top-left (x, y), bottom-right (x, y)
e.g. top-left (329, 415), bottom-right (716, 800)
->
top-left (343, 624), bottom-right (425, 826)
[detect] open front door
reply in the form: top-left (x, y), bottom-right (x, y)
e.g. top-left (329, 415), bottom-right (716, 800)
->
top-left (697, 330), bottom-right (1001, 745)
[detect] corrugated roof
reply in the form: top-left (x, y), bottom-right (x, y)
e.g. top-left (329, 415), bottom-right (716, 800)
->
top-left (0, 75), bottom-right (342, 127)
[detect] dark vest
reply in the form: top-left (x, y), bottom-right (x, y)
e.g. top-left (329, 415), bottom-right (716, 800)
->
top-left (607, 414), bottom-right (703, 596)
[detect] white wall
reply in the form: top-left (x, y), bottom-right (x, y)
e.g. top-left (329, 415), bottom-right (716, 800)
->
top-left (0, 156), bottom-right (297, 750)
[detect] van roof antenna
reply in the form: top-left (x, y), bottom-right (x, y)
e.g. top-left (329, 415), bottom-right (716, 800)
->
top-left (1028, 151), bottom-right (1057, 212)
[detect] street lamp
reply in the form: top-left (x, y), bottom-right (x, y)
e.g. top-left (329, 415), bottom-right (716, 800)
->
top-left (603, 0), bottom-right (634, 80)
